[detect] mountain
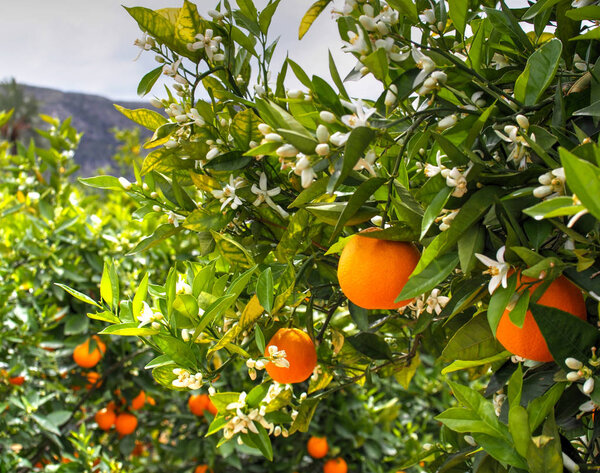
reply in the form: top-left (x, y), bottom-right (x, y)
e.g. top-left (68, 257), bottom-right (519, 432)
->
top-left (22, 84), bottom-right (152, 176)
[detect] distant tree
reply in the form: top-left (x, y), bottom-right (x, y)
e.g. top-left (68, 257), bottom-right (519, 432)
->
top-left (0, 78), bottom-right (40, 146)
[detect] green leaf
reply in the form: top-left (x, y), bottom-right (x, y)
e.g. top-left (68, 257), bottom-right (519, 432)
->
top-left (571, 26), bottom-right (600, 41)
top-left (245, 424), bottom-right (274, 461)
top-left (289, 176), bottom-right (329, 208)
top-left (530, 303), bottom-right (599, 365)
top-left (174, 1), bottom-right (203, 48)
top-left (436, 407), bottom-right (500, 436)
top-left (287, 58), bottom-right (313, 89)
top-left (448, 0), bottom-right (469, 37)
top-left (396, 252), bottom-right (458, 301)
top-left (298, 0), bottom-right (331, 39)
top-left (289, 397), bottom-right (320, 434)
top-left (125, 6), bottom-right (178, 51)
top-left (487, 273), bottom-right (517, 335)
top-left (394, 352), bottom-right (420, 389)
top-left (329, 127), bottom-right (376, 193)
top-left (227, 265), bottom-right (258, 299)
top-left (527, 383), bottom-right (565, 432)
top-left (328, 50), bottom-right (350, 100)
top-left (347, 332), bottom-right (392, 360)
top-left (99, 323), bottom-right (160, 336)
top-left (527, 412), bottom-right (563, 473)
top-left (386, 0), bottom-right (418, 21)
top-left (256, 268), bottom-right (274, 314)
top-left (100, 261), bottom-right (113, 309)
top-left (193, 294), bottom-right (238, 338)
top-left (573, 99), bottom-right (600, 117)
top-left (183, 208), bottom-right (229, 233)
top-left (32, 414), bottom-right (60, 436)
top-left (507, 363), bottom-right (523, 407)
top-left (514, 39), bottom-right (562, 106)
top-left (275, 209), bottom-right (312, 262)
top-left (523, 196), bottom-right (585, 220)
top-left (230, 108), bottom-right (262, 150)
top-left (128, 224), bottom-right (183, 255)
top-left (421, 187), bottom-right (452, 239)
top-left (277, 129), bottom-right (318, 155)
top-left (348, 301), bottom-right (369, 332)
top-left (458, 225), bottom-right (484, 275)
top-left (306, 202), bottom-right (377, 227)
top-left (142, 147), bottom-right (195, 174)
top-left (361, 48), bottom-right (388, 82)
top-left (523, 0), bottom-right (561, 19)
top-left (508, 289), bottom-right (529, 328)
top-left (442, 314), bottom-right (506, 361)
top-left (87, 311), bottom-right (120, 324)
top-left (259, 0), bottom-right (281, 34)
top-left (330, 177), bottom-right (386, 242)
top-left (133, 273), bottom-right (149, 321)
top-left (566, 5), bottom-right (600, 20)
top-left (441, 352), bottom-right (510, 374)
top-left (412, 186), bottom-right (500, 275)
top-left (114, 105), bottom-right (167, 131)
top-left (78, 175), bottom-right (124, 190)
top-left (254, 325), bottom-right (266, 353)
top-left (173, 294), bottom-right (199, 321)
top-left (137, 66), bottom-right (163, 97)
top-left (155, 334), bottom-right (197, 369)
top-left (204, 151), bottom-right (252, 171)
top-left (561, 147), bottom-right (600, 221)
top-left (55, 283), bottom-right (102, 308)
top-left (474, 433), bottom-right (527, 469)
top-left (211, 231), bottom-right (255, 269)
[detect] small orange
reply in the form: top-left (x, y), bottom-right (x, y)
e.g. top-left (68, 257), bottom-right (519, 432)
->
top-left (207, 397), bottom-right (218, 415)
top-left (324, 457), bottom-right (347, 473)
top-left (264, 328), bottom-right (317, 384)
top-left (9, 376), bottom-right (25, 386)
top-left (337, 228), bottom-right (420, 309)
top-left (95, 407), bottom-right (116, 431)
top-left (131, 440), bottom-right (144, 457)
top-left (307, 436), bottom-right (329, 458)
top-left (73, 336), bottom-right (106, 368)
top-left (131, 390), bottom-right (146, 410)
top-left (115, 412), bottom-right (138, 436)
top-left (85, 371), bottom-right (102, 389)
top-left (188, 394), bottom-right (210, 416)
top-left (194, 465), bottom-right (212, 473)
top-left (146, 394), bottom-right (156, 406)
top-left (496, 273), bottom-right (587, 362)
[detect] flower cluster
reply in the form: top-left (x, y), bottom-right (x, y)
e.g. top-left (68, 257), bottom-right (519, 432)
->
top-left (423, 151), bottom-right (472, 198)
top-left (494, 115), bottom-right (535, 169)
top-left (475, 246), bottom-right (510, 295)
top-left (137, 302), bottom-right (164, 329)
top-left (172, 368), bottom-right (203, 390)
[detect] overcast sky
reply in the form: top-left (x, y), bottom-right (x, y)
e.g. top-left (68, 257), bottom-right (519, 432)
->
top-left (0, 0), bottom-right (381, 102)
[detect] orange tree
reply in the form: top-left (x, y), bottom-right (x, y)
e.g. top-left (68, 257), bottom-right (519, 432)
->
top-left (62, 0), bottom-right (600, 471)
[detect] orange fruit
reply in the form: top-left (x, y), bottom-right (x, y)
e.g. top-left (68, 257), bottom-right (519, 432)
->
top-left (207, 397), bottom-right (218, 415)
top-left (496, 273), bottom-right (587, 362)
top-left (337, 228), bottom-right (420, 309)
top-left (115, 412), bottom-right (138, 436)
top-left (85, 371), bottom-right (102, 389)
top-left (73, 336), bottom-right (106, 368)
top-left (131, 390), bottom-right (146, 410)
top-left (324, 457), bottom-right (348, 473)
top-left (264, 328), bottom-right (317, 384)
top-left (307, 436), bottom-right (329, 458)
top-left (95, 407), bottom-right (116, 431)
top-left (131, 440), bottom-right (144, 457)
top-left (194, 465), bottom-right (212, 473)
top-left (188, 394), bottom-right (210, 416)
top-left (8, 376), bottom-right (25, 386)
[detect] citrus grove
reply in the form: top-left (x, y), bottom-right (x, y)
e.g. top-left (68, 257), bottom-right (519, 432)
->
top-left (2, 0), bottom-right (600, 471)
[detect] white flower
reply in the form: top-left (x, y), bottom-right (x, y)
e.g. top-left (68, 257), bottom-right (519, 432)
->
top-left (188, 29), bottom-right (222, 61)
top-left (251, 172), bottom-right (289, 218)
top-left (418, 70), bottom-right (447, 95)
top-left (267, 345), bottom-right (290, 368)
top-left (187, 108), bottom-right (205, 127)
top-left (443, 166), bottom-right (470, 197)
top-left (424, 151), bottom-right (446, 177)
top-left (176, 274), bottom-right (192, 295)
top-left (212, 175), bottom-right (245, 211)
top-left (583, 377), bottom-right (595, 395)
top-left (572, 0), bottom-right (594, 7)
top-left (293, 155), bottom-right (317, 189)
top-left (533, 168), bottom-right (566, 199)
top-left (330, 131), bottom-right (350, 147)
top-left (276, 144), bottom-right (299, 158)
top-left (341, 99), bottom-right (376, 128)
top-left (493, 393), bottom-right (506, 417)
top-left (412, 48), bottom-right (436, 86)
top-left (494, 122), bottom-right (535, 169)
top-left (167, 211), bottom-right (185, 227)
top-left (425, 289), bottom-right (450, 315)
top-left (353, 149), bottom-right (377, 176)
top-left (438, 209), bottom-right (459, 231)
top-left (420, 9), bottom-right (436, 24)
top-left (341, 30), bottom-right (369, 56)
top-left (475, 246), bottom-right (510, 294)
top-left (138, 302), bottom-right (163, 328)
top-left (226, 392), bottom-right (247, 411)
top-left (162, 58), bottom-right (182, 77)
top-left (385, 84), bottom-right (398, 107)
top-left (133, 33), bottom-right (155, 60)
top-left (491, 53), bottom-right (510, 70)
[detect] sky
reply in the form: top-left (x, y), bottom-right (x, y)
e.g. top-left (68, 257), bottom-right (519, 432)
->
top-left (0, 0), bottom-right (381, 102)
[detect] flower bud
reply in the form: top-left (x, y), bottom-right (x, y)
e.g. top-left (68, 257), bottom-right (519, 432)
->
top-left (149, 98), bottom-right (163, 108)
top-left (319, 111), bottom-right (336, 123)
top-left (287, 89), bottom-right (303, 99)
top-left (315, 143), bottom-right (330, 156)
top-left (567, 371), bottom-right (582, 382)
top-left (152, 205), bottom-right (162, 212)
top-left (359, 15), bottom-right (377, 31)
top-left (264, 133), bottom-right (283, 142)
top-left (516, 114), bottom-right (529, 130)
top-left (316, 124), bottom-right (329, 143)
top-left (118, 177), bottom-right (132, 190)
top-left (437, 114), bottom-right (458, 130)
top-left (257, 123), bottom-right (272, 135)
top-left (583, 377), bottom-right (595, 395)
top-left (565, 357), bottom-right (583, 370)
top-left (276, 144), bottom-right (299, 158)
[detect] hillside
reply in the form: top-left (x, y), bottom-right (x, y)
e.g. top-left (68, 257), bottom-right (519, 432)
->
top-left (23, 84), bottom-right (152, 176)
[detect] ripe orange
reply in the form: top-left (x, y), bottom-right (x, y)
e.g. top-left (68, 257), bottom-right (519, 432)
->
top-left (95, 407), bottom-right (116, 431)
top-left (496, 274), bottom-right (587, 362)
top-left (207, 397), bottom-right (218, 415)
top-left (131, 390), bottom-right (146, 410)
top-left (188, 394), bottom-right (210, 416)
top-left (307, 436), bottom-right (329, 458)
top-left (194, 465), bottom-right (212, 473)
top-left (324, 457), bottom-right (348, 473)
top-left (115, 412), bottom-right (138, 436)
top-left (9, 376), bottom-right (25, 386)
top-left (264, 328), bottom-right (317, 384)
top-left (73, 336), bottom-right (106, 368)
top-left (337, 228), bottom-right (420, 309)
